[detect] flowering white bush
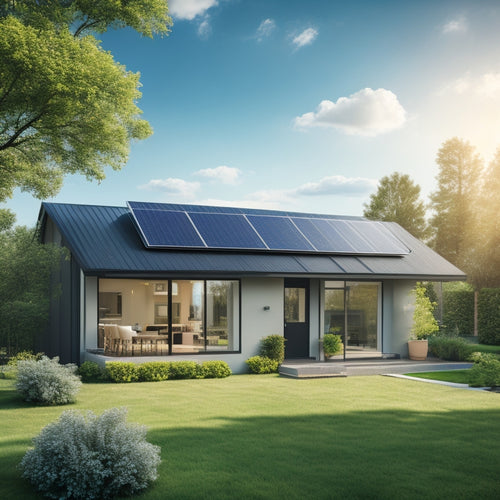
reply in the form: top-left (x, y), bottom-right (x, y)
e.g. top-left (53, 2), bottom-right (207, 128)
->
top-left (21, 407), bottom-right (161, 499)
top-left (16, 356), bottom-right (81, 405)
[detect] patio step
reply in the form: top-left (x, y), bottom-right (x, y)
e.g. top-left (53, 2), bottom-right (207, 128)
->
top-left (279, 363), bottom-right (347, 379)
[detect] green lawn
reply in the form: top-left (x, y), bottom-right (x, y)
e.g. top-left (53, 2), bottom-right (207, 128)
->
top-left (1, 374), bottom-right (499, 499)
top-left (405, 370), bottom-right (471, 384)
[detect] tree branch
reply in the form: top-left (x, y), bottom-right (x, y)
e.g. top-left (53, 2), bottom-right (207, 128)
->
top-left (74, 17), bottom-right (102, 37)
top-left (0, 112), bottom-right (43, 151)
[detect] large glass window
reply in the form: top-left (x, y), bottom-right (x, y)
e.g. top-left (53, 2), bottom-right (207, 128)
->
top-left (97, 278), bottom-right (240, 355)
top-left (323, 281), bottom-right (381, 356)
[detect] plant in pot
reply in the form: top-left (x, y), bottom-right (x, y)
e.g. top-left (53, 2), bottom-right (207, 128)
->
top-left (408, 283), bottom-right (439, 360)
top-left (322, 329), bottom-right (344, 360)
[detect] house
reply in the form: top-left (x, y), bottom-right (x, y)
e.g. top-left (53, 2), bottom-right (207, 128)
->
top-left (38, 201), bottom-right (465, 373)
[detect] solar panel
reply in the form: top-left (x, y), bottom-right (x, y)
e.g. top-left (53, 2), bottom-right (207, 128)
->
top-left (246, 215), bottom-right (315, 251)
top-left (291, 217), bottom-right (356, 253)
top-left (127, 202), bottom-right (410, 255)
top-left (348, 221), bottom-right (410, 255)
top-left (130, 209), bottom-right (205, 248)
top-left (188, 212), bottom-right (267, 249)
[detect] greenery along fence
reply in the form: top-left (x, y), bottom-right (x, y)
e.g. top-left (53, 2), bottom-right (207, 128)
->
top-left (430, 284), bottom-right (500, 344)
top-left (442, 288), bottom-right (474, 335)
top-left (478, 289), bottom-right (500, 345)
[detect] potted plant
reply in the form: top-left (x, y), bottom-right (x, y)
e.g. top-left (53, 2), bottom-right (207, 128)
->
top-left (322, 331), bottom-right (344, 360)
top-left (408, 283), bottom-right (439, 360)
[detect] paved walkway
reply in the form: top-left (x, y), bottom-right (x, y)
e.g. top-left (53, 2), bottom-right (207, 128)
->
top-left (279, 358), bottom-right (473, 378)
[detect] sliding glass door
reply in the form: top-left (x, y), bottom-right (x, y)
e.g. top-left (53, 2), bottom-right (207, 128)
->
top-left (324, 281), bottom-right (381, 357)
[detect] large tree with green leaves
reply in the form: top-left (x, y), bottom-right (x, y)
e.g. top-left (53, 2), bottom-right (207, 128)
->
top-left (0, 1), bottom-right (171, 221)
top-left (363, 172), bottom-right (428, 240)
top-left (429, 137), bottom-right (483, 270)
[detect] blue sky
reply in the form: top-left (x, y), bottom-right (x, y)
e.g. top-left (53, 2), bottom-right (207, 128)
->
top-left (6, 0), bottom-right (500, 226)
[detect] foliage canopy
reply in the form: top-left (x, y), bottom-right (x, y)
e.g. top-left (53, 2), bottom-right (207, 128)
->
top-left (363, 171), bottom-right (428, 240)
top-left (0, 0), bottom-right (171, 218)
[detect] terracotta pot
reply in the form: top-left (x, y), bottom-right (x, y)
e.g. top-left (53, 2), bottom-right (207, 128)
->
top-left (408, 339), bottom-right (428, 361)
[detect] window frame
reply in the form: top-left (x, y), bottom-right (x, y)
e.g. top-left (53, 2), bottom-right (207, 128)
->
top-left (97, 277), bottom-right (241, 355)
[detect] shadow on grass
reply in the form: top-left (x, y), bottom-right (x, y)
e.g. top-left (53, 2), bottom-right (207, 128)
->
top-left (143, 408), bottom-right (500, 500)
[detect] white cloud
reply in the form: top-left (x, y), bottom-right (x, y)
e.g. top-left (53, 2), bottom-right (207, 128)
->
top-left (195, 165), bottom-right (242, 184)
top-left (139, 178), bottom-right (200, 198)
top-left (169, 0), bottom-right (218, 21)
top-left (291, 27), bottom-right (318, 48)
top-left (256, 18), bottom-right (276, 42)
top-left (293, 175), bottom-right (377, 196)
top-left (442, 15), bottom-right (468, 34)
top-left (294, 87), bottom-right (407, 136)
top-left (440, 72), bottom-right (500, 99)
top-left (197, 17), bottom-right (212, 38)
top-left (199, 174), bottom-right (377, 212)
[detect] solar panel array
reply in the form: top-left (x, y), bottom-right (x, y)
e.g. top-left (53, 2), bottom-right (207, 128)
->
top-left (127, 201), bottom-right (410, 256)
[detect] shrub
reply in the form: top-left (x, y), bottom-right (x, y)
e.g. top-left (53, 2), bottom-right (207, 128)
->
top-left (246, 356), bottom-right (279, 374)
top-left (260, 335), bottom-right (286, 363)
top-left (410, 283), bottom-right (439, 339)
top-left (442, 286), bottom-right (474, 335)
top-left (105, 362), bottom-right (139, 383)
top-left (7, 350), bottom-right (44, 366)
top-left (469, 353), bottom-right (500, 388)
top-left (478, 288), bottom-right (500, 345)
top-left (20, 407), bottom-right (161, 499)
top-left (0, 365), bottom-right (17, 379)
top-left (168, 361), bottom-right (200, 380)
top-left (200, 360), bottom-right (232, 378)
top-left (428, 335), bottom-right (474, 361)
top-left (77, 361), bottom-right (108, 383)
top-left (16, 356), bottom-right (81, 405)
top-left (138, 361), bottom-right (171, 382)
top-left (322, 333), bottom-right (343, 357)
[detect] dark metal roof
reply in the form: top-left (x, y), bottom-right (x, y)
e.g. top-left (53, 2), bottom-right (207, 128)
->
top-left (39, 202), bottom-right (466, 280)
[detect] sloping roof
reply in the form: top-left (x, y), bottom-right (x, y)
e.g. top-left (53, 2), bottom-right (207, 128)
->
top-left (39, 202), bottom-right (466, 280)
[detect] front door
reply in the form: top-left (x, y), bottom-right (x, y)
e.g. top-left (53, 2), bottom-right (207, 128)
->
top-left (284, 279), bottom-right (310, 358)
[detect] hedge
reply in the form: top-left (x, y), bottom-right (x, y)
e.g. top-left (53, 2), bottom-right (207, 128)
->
top-left (104, 360), bottom-right (231, 383)
top-left (442, 289), bottom-right (474, 335)
top-left (478, 289), bottom-right (500, 345)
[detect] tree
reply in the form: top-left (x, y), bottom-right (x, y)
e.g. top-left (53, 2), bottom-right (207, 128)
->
top-left (429, 137), bottom-right (483, 270)
top-left (0, 1), bottom-right (171, 217)
top-left (0, 226), bottom-right (66, 355)
top-left (363, 172), bottom-right (428, 239)
top-left (466, 147), bottom-right (500, 288)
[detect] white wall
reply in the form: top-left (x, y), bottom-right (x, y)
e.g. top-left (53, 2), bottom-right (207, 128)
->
top-left (83, 276), bottom-right (98, 360)
top-left (84, 276), bottom-right (285, 374)
top-left (309, 279), bottom-right (321, 360)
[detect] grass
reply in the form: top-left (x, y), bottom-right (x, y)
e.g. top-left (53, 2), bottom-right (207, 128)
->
top-left (405, 370), bottom-right (471, 384)
top-left (1, 374), bottom-right (500, 499)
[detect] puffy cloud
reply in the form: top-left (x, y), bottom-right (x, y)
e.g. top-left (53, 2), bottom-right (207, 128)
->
top-left (169, 0), bottom-right (218, 21)
top-left (294, 87), bottom-right (407, 136)
top-left (256, 18), bottom-right (276, 42)
top-left (442, 15), bottom-right (468, 34)
top-left (291, 27), bottom-right (318, 48)
top-left (293, 175), bottom-right (377, 196)
top-left (195, 165), bottom-right (242, 184)
top-left (139, 178), bottom-right (200, 198)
